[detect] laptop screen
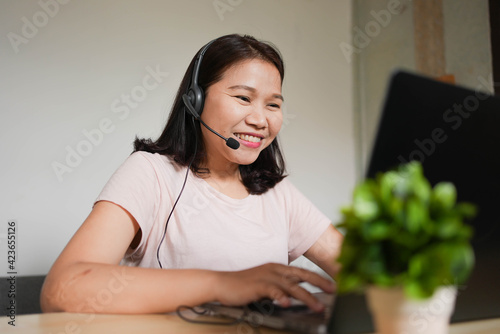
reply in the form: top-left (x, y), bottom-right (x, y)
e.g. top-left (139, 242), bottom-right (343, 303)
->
top-left (365, 70), bottom-right (500, 323)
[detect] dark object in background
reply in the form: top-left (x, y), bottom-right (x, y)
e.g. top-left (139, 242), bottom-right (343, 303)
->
top-left (1, 275), bottom-right (45, 316)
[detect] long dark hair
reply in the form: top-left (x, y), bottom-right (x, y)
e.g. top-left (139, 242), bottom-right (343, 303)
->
top-left (133, 34), bottom-right (287, 194)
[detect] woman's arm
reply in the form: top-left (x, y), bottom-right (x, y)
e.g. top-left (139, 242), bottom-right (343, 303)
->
top-left (41, 201), bottom-right (217, 313)
top-left (41, 201), bottom-right (335, 314)
top-left (303, 224), bottom-right (344, 278)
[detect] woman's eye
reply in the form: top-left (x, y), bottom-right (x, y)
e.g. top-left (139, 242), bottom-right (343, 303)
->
top-left (236, 96), bottom-right (250, 102)
top-left (269, 103), bottom-right (281, 109)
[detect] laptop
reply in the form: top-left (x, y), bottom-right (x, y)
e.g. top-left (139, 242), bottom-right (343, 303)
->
top-left (200, 70), bottom-right (500, 333)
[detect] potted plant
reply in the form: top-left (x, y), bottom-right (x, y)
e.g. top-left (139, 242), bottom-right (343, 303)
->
top-left (336, 161), bottom-right (476, 334)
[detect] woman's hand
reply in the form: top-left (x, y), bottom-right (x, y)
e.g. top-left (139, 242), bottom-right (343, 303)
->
top-left (213, 263), bottom-right (335, 312)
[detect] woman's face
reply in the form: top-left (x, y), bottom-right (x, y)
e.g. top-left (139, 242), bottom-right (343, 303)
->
top-left (200, 59), bottom-right (283, 169)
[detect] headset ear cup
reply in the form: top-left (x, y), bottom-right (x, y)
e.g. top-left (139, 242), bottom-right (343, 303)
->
top-left (183, 90), bottom-right (199, 119)
top-left (186, 38), bottom-right (215, 119)
top-left (183, 85), bottom-right (204, 119)
top-left (191, 84), bottom-right (205, 116)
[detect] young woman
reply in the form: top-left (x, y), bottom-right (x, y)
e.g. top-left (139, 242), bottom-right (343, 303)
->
top-left (41, 34), bottom-right (343, 314)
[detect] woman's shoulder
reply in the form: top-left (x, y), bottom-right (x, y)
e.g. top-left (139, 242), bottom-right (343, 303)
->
top-left (268, 177), bottom-right (294, 193)
top-left (125, 152), bottom-right (188, 185)
top-left (265, 177), bottom-right (311, 204)
top-left (102, 151), bottom-right (186, 195)
top-left (260, 177), bottom-right (298, 203)
top-left (127, 151), bottom-right (183, 172)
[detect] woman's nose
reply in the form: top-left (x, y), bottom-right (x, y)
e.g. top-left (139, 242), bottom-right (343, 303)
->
top-left (245, 106), bottom-right (267, 128)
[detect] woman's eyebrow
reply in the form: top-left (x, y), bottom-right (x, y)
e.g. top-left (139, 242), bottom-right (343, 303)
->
top-left (228, 85), bottom-right (284, 101)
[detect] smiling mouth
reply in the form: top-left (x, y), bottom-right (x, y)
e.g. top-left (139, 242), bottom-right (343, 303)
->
top-left (234, 133), bottom-right (262, 143)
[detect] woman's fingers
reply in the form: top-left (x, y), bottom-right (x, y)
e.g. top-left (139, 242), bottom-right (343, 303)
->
top-left (257, 264), bottom-right (333, 312)
top-left (269, 266), bottom-right (332, 312)
top-left (278, 265), bottom-right (335, 293)
top-left (215, 263), bottom-right (334, 312)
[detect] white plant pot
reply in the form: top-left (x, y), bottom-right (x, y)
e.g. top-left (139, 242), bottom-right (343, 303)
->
top-left (366, 286), bottom-right (457, 334)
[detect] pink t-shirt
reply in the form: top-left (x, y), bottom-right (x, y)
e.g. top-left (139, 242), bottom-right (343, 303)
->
top-left (96, 152), bottom-right (331, 271)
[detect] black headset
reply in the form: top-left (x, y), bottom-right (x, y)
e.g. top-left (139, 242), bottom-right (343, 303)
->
top-left (182, 37), bottom-right (240, 150)
top-left (182, 38), bottom-right (217, 120)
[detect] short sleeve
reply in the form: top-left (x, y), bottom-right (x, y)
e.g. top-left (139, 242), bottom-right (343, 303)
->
top-left (278, 179), bottom-right (332, 263)
top-left (95, 152), bottom-right (161, 246)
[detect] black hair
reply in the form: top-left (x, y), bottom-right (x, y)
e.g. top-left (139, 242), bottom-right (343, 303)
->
top-left (133, 34), bottom-right (287, 194)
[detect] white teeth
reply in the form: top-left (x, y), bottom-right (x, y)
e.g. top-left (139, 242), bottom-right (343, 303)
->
top-left (235, 133), bottom-right (262, 143)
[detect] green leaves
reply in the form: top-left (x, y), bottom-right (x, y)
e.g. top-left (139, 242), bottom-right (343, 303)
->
top-left (362, 220), bottom-right (391, 240)
top-left (432, 182), bottom-right (457, 211)
top-left (336, 161), bottom-right (476, 299)
top-left (405, 197), bottom-right (428, 233)
top-left (352, 181), bottom-right (380, 221)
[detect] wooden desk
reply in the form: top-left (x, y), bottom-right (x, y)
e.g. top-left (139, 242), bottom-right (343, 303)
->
top-left (0, 312), bottom-right (285, 334)
top-left (1, 312), bottom-right (499, 334)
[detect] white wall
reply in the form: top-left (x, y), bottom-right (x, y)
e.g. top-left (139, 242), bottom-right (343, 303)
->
top-left (351, 0), bottom-right (416, 178)
top-left (0, 0), bottom-right (355, 276)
